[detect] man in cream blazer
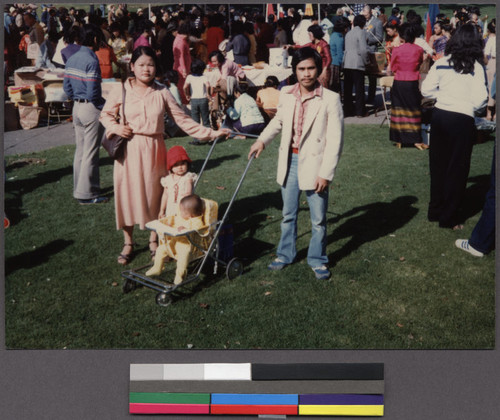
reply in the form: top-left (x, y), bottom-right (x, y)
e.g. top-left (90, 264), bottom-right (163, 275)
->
top-left (249, 47), bottom-right (344, 280)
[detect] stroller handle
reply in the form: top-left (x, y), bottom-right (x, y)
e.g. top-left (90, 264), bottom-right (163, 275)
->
top-left (193, 135), bottom-right (225, 191)
top-left (228, 130), bottom-right (260, 139)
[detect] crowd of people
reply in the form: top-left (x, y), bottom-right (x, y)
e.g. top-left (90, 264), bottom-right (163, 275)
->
top-left (3, 3), bottom-right (496, 278)
top-left (4, 4), bottom-right (496, 122)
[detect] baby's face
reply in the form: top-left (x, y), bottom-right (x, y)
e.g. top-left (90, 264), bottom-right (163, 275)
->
top-left (179, 205), bottom-right (192, 220)
top-left (171, 161), bottom-right (189, 176)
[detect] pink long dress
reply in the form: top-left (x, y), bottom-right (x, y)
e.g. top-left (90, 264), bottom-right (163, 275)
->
top-left (100, 79), bottom-right (217, 230)
top-left (173, 34), bottom-right (191, 104)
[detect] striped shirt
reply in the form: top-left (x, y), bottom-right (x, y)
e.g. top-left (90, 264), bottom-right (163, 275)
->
top-left (63, 46), bottom-right (104, 108)
top-left (290, 82), bottom-right (323, 149)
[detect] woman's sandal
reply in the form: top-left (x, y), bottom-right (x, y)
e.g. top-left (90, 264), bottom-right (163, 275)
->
top-left (149, 240), bottom-right (158, 259)
top-left (118, 243), bottom-right (134, 266)
top-left (414, 143), bottom-right (429, 150)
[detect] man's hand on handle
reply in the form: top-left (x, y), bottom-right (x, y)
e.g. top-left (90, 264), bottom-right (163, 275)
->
top-left (248, 140), bottom-right (265, 159)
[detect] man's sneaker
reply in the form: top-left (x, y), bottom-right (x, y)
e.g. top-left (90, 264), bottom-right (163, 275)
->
top-left (312, 265), bottom-right (331, 280)
top-left (455, 239), bottom-right (484, 257)
top-left (267, 258), bottom-right (289, 271)
top-left (78, 197), bottom-right (109, 205)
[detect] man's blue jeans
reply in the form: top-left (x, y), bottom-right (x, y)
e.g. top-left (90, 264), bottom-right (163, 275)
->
top-left (276, 153), bottom-right (329, 267)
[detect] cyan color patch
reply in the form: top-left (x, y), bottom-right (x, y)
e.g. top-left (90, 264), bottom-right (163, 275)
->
top-left (211, 393), bottom-right (299, 405)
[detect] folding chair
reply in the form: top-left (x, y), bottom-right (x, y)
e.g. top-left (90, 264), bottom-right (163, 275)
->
top-left (378, 76), bottom-right (394, 127)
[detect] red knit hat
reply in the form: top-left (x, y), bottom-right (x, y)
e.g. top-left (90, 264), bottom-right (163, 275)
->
top-left (167, 145), bottom-right (191, 172)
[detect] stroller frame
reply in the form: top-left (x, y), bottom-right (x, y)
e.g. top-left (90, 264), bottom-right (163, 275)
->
top-left (121, 136), bottom-right (256, 306)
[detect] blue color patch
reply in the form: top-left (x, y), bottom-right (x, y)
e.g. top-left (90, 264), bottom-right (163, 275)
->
top-left (211, 394), bottom-right (299, 405)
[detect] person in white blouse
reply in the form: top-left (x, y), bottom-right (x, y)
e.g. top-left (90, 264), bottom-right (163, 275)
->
top-left (421, 24), bottom-right (488, 230)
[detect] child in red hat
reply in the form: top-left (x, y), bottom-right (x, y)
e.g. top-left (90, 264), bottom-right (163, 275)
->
top-left (159, 146), bottom-right (198, 218)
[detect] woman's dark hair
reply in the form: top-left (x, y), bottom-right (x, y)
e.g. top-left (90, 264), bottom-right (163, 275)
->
top-left (353, 15), bottom-right (366, 29)
top-left (264, 75), bottom-right (279, 88)
top-left (385, 22), bottom-right (399, 32)
top-left (243, 21), bottom-right (254, 35)
top-left (190, 58), bottom-right (206, 76)
top-left (445, 23), bottom-right (484, 74)
top-left (487, 19), bottom-right (496, 34)
top-left (405, 10), bottom-right (422, 26)
top-left (442, 23), bottom-right (452, 33)
top-left (177, 22), bottom-right (191, 36)
top-left (391, 7), bottom-right (400, 15)
top-left (209, 50), bottom-right (225, 65)
top-left (131, 45), bottom-right (159, 70)
top-left (291, 46), bottom-right (322, 76)
top-left (399, 22), bottom-right (417, 43)
top-left (137, 19), bottom-right (154, 34)
top-left (234, 81), bottom-right (249, 94)
top-left (307, 24), bottom-right (324, 40)
top-left (333, 17), bottom-right (350, 34)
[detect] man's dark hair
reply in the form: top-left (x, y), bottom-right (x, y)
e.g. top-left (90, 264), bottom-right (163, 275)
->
top-left (190, 58), bottom-right (206, 76)
top-left (80, 24), bottom-right (103, 48)
top-left (291, 46), bottom-right (322, 76)
top-left (264, 75), bottom-right (279, 88)
top-left (353, 15), bottom-right (366, 29)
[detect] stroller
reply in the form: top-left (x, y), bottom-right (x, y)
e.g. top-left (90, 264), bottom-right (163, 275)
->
top-left (121, 137), bottom-right (256, 307)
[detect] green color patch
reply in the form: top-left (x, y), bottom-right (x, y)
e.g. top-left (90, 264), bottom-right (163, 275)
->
top-left (129, 392), bottom-right (210, 404)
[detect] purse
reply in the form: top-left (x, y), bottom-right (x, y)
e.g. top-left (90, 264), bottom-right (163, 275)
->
top-left (102, 83), bottom-right (128, 160)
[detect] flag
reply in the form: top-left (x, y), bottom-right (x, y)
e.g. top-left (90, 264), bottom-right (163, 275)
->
top-left (266, 4), bottom-right (275, 22)
top-left (304, 3), bottom-right (313, 17)
top-left (277, 4), bottom-right (284, 18)
top-left (425, 4), bottom-right (440, 43)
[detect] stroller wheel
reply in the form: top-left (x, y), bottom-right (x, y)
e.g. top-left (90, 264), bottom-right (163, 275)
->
top-left (156, 292), bottom-right (172, 307)
top-left (226, 258), bottom-right (243, 280)
top-left (122, 279), bottom-right (136, 294)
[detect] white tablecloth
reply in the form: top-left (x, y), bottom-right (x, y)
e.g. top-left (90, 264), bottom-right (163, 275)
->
top-left (205, 65), bottom-right (292, 87)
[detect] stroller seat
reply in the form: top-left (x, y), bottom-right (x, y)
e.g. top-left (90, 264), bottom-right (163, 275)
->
top-left (146, 198), bottom-right (219, 261)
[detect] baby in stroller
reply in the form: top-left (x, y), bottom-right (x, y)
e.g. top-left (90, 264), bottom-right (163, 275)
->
top-left (146, 194), bottom-right (207, 284)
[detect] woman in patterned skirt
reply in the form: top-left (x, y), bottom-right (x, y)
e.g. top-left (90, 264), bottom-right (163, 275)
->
top-left (389, 23), bottom-right (425, 149)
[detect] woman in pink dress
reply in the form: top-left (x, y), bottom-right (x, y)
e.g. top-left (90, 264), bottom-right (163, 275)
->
top-left (173, 22), bottom-right (192, 104)
top-left (100, 46), bottom-right (229, 265)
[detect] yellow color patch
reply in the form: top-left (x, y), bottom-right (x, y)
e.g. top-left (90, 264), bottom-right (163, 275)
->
top-left (299, 405), bottom-right (384, 416)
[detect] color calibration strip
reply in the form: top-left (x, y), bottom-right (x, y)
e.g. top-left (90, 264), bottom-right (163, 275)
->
top-left (130, 363), bottom-right (384, 416)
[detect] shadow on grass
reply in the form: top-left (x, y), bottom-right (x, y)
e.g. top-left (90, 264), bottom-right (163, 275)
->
top-left (458, 174), bottom-right (491, 223)
top-left (191, 153), bottom-right (241, 174)
top-left (5, 239), bottom-right (74, 276)
top-left (319, 195), bottom-right (419, 268)
top-left (5, 165), bottom-right (74, 225)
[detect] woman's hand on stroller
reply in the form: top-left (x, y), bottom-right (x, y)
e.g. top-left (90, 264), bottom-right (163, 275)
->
top-left (213, 128), bottom-right (231, 139)
top-left (248, 140), bottom-right (265, 159)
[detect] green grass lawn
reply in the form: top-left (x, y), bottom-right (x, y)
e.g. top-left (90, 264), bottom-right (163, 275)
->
top-left (4, 125), bottom-right (495, 349)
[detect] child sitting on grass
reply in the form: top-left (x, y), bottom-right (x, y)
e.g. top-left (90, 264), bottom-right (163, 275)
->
top-left (146, 194), bottom-right (206, 284)
top-left (223, 82), bottom-right (266, 137)
top-left (159, 146), bottom-right (197, 218)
